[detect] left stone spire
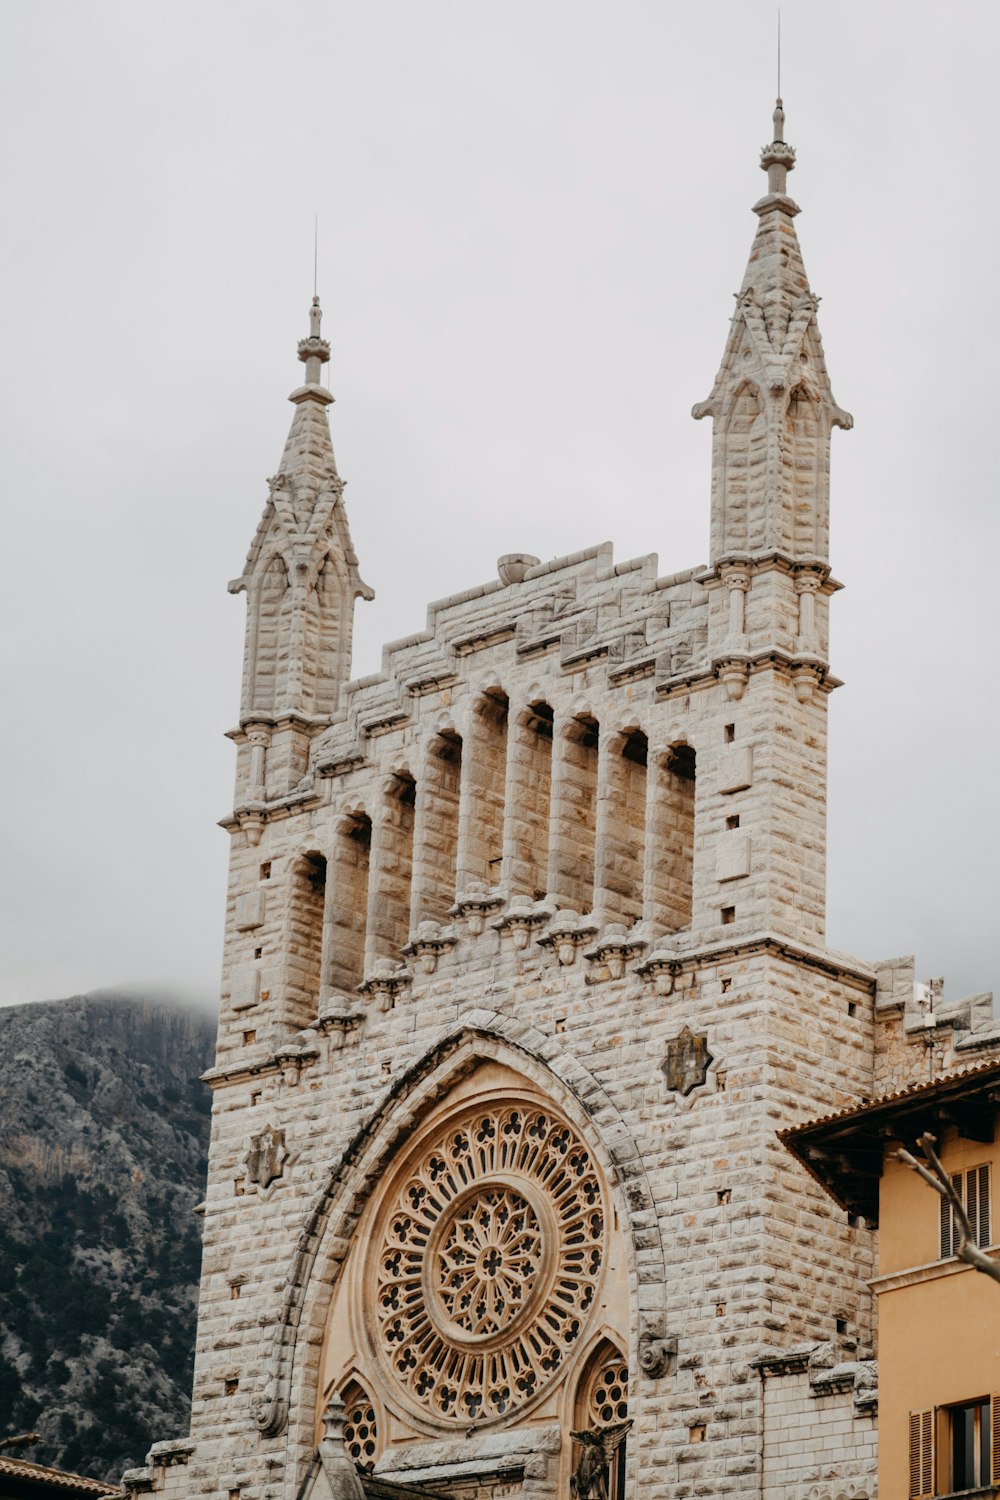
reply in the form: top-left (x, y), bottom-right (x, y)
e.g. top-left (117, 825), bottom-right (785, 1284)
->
top-left (230, 298), bottom-right (373, 808)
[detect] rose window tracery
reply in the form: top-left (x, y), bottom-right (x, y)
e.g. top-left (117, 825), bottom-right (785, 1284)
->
top-left (372, 1102), bottom-right (605, 1425)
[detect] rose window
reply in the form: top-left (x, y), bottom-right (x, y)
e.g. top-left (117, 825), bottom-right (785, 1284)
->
top-left (372, 1103), bottom-right (605, 1425)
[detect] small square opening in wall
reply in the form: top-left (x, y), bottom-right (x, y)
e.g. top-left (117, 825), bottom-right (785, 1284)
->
top-left (250, 1090), bottom-right (261, 1107)
top-left (234, 1178), bottom-right (246, 1197)
top-left (243, 1030), bottom-right (256, 1046)
top-left (229, 1490), bottom-right (241, 1500)
top-left (720, 977), bottom-right (732, 993)
top-left (253, 947), bottom-right (263, 960)
top-left (716, 1301), bottom-right (726, 1318)
top-left (555, 1017), bottom-right (566, 1034)
top-left (259, 861), bottom-right (272, 880)
top-left (835, 1317), bottom-right (848, 1335)
top-left (230, 1284), bottom-right (241, 1301)
top-left (224, 1378), bottom-right (239, 1397)
top-left (717, 1188), bottom-right (731, 1205)
top-left (721, 906), bottom-right (735, 925)
top-left (689, 1424), bottom-right (706, 1444)
top-left (726, 814), bottom-right (740, 830)
top-left (724, 723), bottom-right (736, 743)
top-left (847, 1001), bottom-right (857, 1018)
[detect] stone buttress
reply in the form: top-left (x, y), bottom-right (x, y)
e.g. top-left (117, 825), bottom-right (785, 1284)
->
top-left (123, 103), bottom-right (991, 1500)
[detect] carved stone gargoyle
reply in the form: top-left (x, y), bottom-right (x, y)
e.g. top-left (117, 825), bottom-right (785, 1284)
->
top-left (569, 1420), bottom-right (632, 1500)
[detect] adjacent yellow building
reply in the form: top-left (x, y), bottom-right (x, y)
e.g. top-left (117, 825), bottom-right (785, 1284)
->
top-left (783, 1059), bottom-right (1000, 1499)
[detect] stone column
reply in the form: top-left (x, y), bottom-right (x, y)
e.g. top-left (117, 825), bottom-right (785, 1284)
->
top-left (795, 573), bottom-right (820, 653)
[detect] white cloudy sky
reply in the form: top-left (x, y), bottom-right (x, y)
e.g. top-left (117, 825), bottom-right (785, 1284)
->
top-left (2, 1), bottom-right (997, 1010)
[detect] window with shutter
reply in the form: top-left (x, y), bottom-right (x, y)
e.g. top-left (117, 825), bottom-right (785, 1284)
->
top-left (938, 1163), bottom-right (992, 1258)
top-left (909, 1408), bottom-right (933, 1499)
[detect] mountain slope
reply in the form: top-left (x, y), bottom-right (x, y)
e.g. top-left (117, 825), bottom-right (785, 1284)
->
top-left (0, 992), bottom-right (215, 1482)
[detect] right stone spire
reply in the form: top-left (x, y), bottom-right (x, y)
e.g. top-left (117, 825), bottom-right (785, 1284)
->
top-left (693, 99), bottom-right (852, 567)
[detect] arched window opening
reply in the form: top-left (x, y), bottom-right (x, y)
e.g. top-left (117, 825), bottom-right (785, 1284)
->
top-left (323, 812), bottom-right (371, 996)
top-left (647, 743), bottom-right (696, 933)
top-left (338, 1380), bottom-right (379, 1473)
top-left (507, 701), bottom-right (554, 900)
top-left (573, 1343), bottom-right (630, 1500)
top-left (550, 714), bottom-right (599, 912)
top-left (414, 731), bottom-right (463, 924)
top-left (369, 772), bottom-right (416, 962)
top-left (287, 852), bottom-right (326, 1026)
top-left (597, 729), bottom-right (647, 925)
top-left (460, 690), bottom-right (509, 891)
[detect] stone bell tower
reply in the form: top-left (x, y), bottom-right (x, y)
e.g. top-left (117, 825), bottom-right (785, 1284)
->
top-left (229, 299), bottom-right (373, 815)
top-left (124, 102), bottom-right (884, 1500)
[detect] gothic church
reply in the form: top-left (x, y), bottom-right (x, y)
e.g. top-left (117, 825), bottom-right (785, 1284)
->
top-left (120, 103), bottom-right (997, 1500)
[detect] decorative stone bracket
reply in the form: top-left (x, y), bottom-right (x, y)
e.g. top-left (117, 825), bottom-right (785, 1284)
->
top-left (357, 960), bottom-right (412, 1011)
top-left (536, 909), bottom-right (598, 966)
top-left (635, 941), bottom-right (680, 995)
top-left (449, 882), bottom-right (505, 935)
top-left (402, 919), bottom-right (458, 975)
top-left (637, 1318), bottom-right (677, 1379)
top-left (583, 923), bottom-right (647, 981)
top-left (490, 896), bottom-right (554, 950)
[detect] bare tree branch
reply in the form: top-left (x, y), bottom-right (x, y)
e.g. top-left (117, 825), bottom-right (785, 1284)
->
top-left (894, 1132), bottom-right (1000, 1286)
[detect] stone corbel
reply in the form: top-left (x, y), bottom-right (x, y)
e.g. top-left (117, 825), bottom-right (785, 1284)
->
top-left (274, 1041), bottom-right (319, 1086)
top-left (314, 1004), bottom-right (363, 1049)
top-left (714, 655), bottom-right (750, 702)
top-left (536, 910), bottom-right (598, 966)
top-left (635, 941), bottom-right (680, 996)
top-left (582, 923), bottom-right (647, 981)
top-left (357, 959), bottom-right (412, 1011)
top-left (402, 919), bottom-right (458, 975)
top-left (249, 1386), bottom-right (287, 1438)
top-left (637, 1319), bottom-right (677, 1380)
top-left (238, 806), bottom-right (266, 846)
top-left (790, 661), bottom-right (824, 703)
top-left (449, 881), bottom-right (505, 935)
top-left (491, 896), bottom-right (553, 951)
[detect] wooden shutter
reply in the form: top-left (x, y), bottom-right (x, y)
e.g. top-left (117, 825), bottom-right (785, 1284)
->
top-left (909, 1409), bottom-right (933, 1499)
top-left (991, 1395), bottom-right (1000, 1485)
top-left (972, 1163), bottom-right (991, 1249)
top-left (940, 1176), bottom-right (961, 1258)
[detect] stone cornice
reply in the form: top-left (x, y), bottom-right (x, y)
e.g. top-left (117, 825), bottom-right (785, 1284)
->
top-left (700, 552), bottom-right (842, 594)
top-left (661, 930), bottom-right (875, 991)
top-left (868, 1245), bottom-right (1000, 1295)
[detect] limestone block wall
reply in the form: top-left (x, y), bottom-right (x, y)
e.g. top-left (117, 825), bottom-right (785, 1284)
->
top-left (220, 542), bottom-right (838, 1071)
top-left (170, 905), bottom-right (878, 1500)
top-left (758, 1352), bottom-right (877, 1500)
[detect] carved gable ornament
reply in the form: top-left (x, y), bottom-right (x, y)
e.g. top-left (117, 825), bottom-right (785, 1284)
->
top-left (661, 1027), bottom-right (713, 1097)
top-left (245, 1124), bottom-right (289, 1190)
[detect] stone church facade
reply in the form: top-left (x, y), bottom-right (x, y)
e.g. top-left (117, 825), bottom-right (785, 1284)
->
top-left (121, 105), bottom-right (997, 1500)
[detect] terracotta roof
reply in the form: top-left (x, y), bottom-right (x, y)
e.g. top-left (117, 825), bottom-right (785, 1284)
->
top-left (0, 1455), bottom-right (113, 1496)
top-left (779, 1059), bottom-right (1000, 1224)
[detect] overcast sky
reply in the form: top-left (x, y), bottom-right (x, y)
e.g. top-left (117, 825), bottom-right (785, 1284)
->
top-left (2, 1), bottom-right (997, 1011)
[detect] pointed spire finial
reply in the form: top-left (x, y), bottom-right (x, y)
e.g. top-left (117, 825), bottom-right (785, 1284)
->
top-left (298, 295), bottom-right (331, 387)
top-left (758, 96), bottom-right (796, 205)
